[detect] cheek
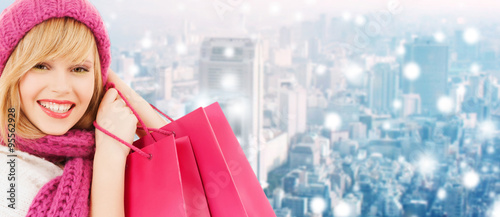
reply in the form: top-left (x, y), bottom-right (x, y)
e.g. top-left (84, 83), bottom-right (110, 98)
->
top-left (19, 73), bottom-right (42, 107)
top-left (75, 74), bottom-right (95, 105)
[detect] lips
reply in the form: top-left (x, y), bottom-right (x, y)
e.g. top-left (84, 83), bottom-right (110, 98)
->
top-left (37, 99), bottom-right (76, 119)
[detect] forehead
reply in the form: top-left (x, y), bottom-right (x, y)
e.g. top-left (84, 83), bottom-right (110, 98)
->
top-left (25, 18), bottom-right (98, 65)
top-left (45, 44), bottom-right (96, 65)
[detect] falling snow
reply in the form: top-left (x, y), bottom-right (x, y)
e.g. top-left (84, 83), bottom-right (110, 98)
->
top-left (228, 102), bottom-right (245, 116)
top-left (383, 122), bottom-right (391, 130)
top-left (176, 43), bottom-right (187, 55)
top-left (456, 85), bottom-right (466, 95)
top-left (488, 198), bottom-right (500, 217)
top-left (437, 96), bottom-right (454, 114)
top-left (434, 31), bottom-right (446, 43)
top-left (310, 197), bottom-right (327, 214)
top-left (269, 2), bottom-right (281, 16)
top-left (463, 27), bottom-right (480, 44)
top-left (316, 64), bottom-right (327, 75)
top-left (417, 155), bottom-right (438, 175)
top-left (343, 63), bottom-right (364, 85)
top-left (129, 64), bottom-right (140, 76)
top-left (460, 161), bottom-right (468, 169)
top-left (176, 3), bottom-right (186, 12)
top-left (325, 113), bottom-right (342, 131)
top-left (393, 99), bottom-right (402, 110)
top-left (463, 170), bottom-right (480, 189)
top-left (224, 47), bottom-right (235, 58)
top-left (470, 63), bottom-right (481, 74)
top-left (403, 62), bottom-right (420, 81)
top-left (342, 12), bottom-right (352, 21)
top-left (480, 120), bottom-right (497, 139)
top-left (482, 166), bottom-right (489, 173)
top-left (221, 73), bottom-right (238, 90)
top-left (437, 188), bottom-right (447, 200)
top-left (141, 37), bottom-right (152, 49)
top-left (396, 45), bottom-right (406, 56)
top-left (240, 3), bottom-right (251, 14)
top-left (355, 15), bottom-right (366, 26)
top-left (295, 12), bottom-right (303, 22)
top-left (334, 201), bottom-right (351, 217)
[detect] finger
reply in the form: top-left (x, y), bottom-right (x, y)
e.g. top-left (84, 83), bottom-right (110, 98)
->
top-left (131, 113), bottom-right (138, 123)
top-left (115, 98), bottom-right (126, 107)
top-left (117, 107), bottom-right (134, 120)
top-left (101, 88), bottom-right (118, 105)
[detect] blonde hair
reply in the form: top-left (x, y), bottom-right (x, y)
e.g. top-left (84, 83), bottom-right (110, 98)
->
top-left (0, 17), bottom-right (104, 143)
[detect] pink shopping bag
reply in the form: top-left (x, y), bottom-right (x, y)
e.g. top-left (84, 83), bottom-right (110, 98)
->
top-left (124, 135), bottom-right (186, 216)
top-left (96, 82), bottom-right (274, 216)
top-left (94, 82), bottom-right (211, 217)
top-left (155, 102), bottom-right (276, 217)
top-left (124, 134), bottom-right (211, 217)
top-left (204, 103), bottom-right (276, 217)
top-left (176, 136), bottom-right (212, 216)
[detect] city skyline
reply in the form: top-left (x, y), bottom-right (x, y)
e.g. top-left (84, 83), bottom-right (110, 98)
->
top-left (2, 1), bottom-right (498, 49)
top-left (2, 1), bottom-right (500, 216)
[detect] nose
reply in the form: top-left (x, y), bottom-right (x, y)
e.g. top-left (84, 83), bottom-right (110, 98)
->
top-left (49, 69), bottom-right (71, 94)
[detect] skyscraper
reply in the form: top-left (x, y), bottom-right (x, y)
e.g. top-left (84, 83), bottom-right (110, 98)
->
top-left (279, 26), bottom-right (292, 49)
top-left (368, 61), bottom-right (399, 114)
top-left (273, 188), bottom-right (285, 209)
top-left (116, 55), bottom-right (136, 85)
top-left (402, 37), bottom-right (448, 115)
top-left (402, 94), bottom-right (422, 117)
top-left (199, 37), bottom-right (264, 178)
top-left (444, 182), bottom-right (465, 217)
top-left (279, 84), bottom-right (307, 138)
top-left (349, 122), bottom-right (367, 140)
top-left (403, 199), bottom-right (428, 217)
top-left (282, 196), bottom-right (308, 217)
top-left (289, 143), bottom-right (320, 170)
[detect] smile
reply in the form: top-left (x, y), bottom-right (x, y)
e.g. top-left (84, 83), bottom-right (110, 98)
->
top-left (37, 100), bottom-right (75, 119)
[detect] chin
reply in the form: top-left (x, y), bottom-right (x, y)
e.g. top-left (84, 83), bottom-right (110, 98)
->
top-left (43, 130), bottom-right (69, 136)
top-left (39, 126), bottom-right (72, 136)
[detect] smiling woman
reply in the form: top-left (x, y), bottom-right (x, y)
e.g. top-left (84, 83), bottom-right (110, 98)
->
top-left (0, 1), bottom-right (171, 216)
top-left (0, 17), bottom-right (103, 141)
top-left (17, 18), bottom-right (101, 137)
top-left (0, 4), bottom-right (108, 215)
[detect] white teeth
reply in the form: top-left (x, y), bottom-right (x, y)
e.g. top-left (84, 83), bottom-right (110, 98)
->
top-left (39, 101), bottom-right (72, 113)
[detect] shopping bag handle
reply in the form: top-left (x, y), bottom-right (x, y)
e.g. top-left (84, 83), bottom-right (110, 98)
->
top-left (93, 82), bottom-right (175, 159)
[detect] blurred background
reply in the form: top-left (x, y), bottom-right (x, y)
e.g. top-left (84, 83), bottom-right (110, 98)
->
top-left (3, 0), bottom-right (500, 216)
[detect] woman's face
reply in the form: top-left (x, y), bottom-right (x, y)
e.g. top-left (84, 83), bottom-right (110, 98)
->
top-left (19, 51), bottom-right (95, 135)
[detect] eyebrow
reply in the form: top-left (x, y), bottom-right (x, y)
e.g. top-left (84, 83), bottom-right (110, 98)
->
top-left (82, 60), bottom-right (94, 64)
top-left (69, 60), bottom-right (94, 70)
top-left (76, 60), bottom-right (94, 67)
top-left (59, 59), bottom-right (93, 65)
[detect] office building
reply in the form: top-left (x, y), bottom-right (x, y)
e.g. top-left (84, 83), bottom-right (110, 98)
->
top-left (199, 37), bottom-right (264, 177)
top-left (402, 37), bottom-right (448, 115)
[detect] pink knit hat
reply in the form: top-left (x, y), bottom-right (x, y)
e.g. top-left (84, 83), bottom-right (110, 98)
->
top-left (0, 0), bottom-right (111, 84)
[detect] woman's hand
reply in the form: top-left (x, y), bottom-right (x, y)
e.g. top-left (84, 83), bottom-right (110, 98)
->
top-left (95, 87), bottom-right (138, 157)
top-left (91, 68), bottom-right (169, 217)
top-left (105, 68), bottom-right (169, 137)
top-left (91, 87), bottom-right (137, 217)
top-left (106, 68), bottom-right (143, 106)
